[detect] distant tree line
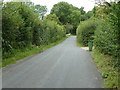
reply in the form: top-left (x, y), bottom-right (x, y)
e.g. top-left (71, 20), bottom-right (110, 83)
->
top-left (50, 2), bottom-right (93, 34)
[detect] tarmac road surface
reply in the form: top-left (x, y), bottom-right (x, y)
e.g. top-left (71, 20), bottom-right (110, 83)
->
top-left (2, 36), bottom-right (103, 88)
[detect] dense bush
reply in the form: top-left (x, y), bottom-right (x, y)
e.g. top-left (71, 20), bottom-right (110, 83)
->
top-left (40, 20), bottom-right (65, 45)
top-left (2, 2), bottom-right (66, 59)
top-left (94, 2), bottom-right (120, 59)
top-left (76, 18), bottom-right (98, 46)
top-left (77, 2), bottom-right (120, 59)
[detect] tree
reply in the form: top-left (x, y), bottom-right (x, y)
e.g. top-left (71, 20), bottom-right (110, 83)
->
top-left (45, 14), bottom-right (61, 25)
top-left (84, 11), bottom-right (94, 20)
top-left (69, 10), bottom-right (81, 34)
top-left (2, 1), bottom-right (66, 59)
top-left (94, 1), bottom-right (120, 58)
top-left (50, 2), bottom-right (73, 24)
top-left (35, 4), bottom-right (47, 19)
top-left (50, 1), bottom-right (85, 34)
top-left (79, 7), bottom-right (86, 15)
top-left (2, 2), bottom-right (25, 52)
top-left (32, 19), bottom-right (42, 46)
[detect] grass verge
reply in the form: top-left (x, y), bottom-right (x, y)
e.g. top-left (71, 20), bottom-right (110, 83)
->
top-left (2, 36), bottom-right (68, 67)
top-left (92, 49), bottom-right (119, 88)
top-left (76, 39), bottom-right (119, 89)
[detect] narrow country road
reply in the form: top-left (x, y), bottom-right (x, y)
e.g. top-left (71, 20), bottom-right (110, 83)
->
top-left (2, 36), bottom-right (103, 88)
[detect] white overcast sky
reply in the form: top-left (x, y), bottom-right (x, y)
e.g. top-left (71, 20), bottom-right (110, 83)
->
top-left (31, 0), bottom-right (95, 13)
top-left (4, 0), bottom-right (96, 13)
top-left (4, 0), bottom-right (116, 14)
